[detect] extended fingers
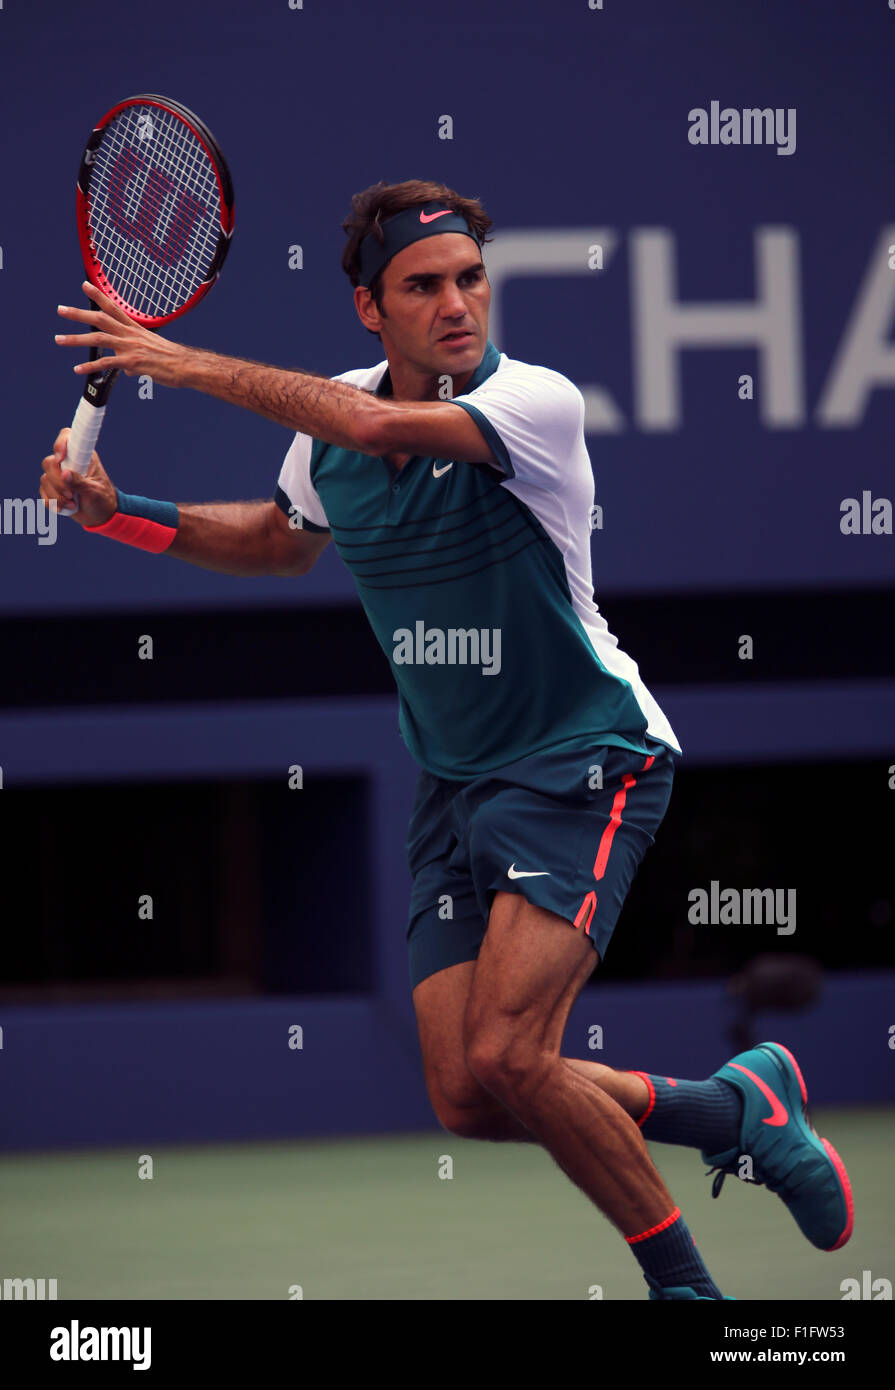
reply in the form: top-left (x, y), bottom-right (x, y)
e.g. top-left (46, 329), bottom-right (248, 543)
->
top-left (55, 303), bottom-right (127, 371)
top-left (82, 279), bottom-right (131, 321)
top-left (72, 355), bottom-right (123, 374)
top-left (55, 328), bottom-right (122, 370)
top-left (57, 305), bottom-right (112, 327)
top-left (55, 330), bottom-right (110, 346)
top-left (57, 280), bottom-right (129, 327)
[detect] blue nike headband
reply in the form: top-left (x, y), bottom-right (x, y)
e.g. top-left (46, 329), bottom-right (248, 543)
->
top-left (357, 203), bottom-right (482, 288)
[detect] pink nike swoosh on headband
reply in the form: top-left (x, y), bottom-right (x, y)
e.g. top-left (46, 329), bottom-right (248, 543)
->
top-left (419, 209), bottom-right (453, 223)
top-left (729, 1062), bottom-right (789, 1126)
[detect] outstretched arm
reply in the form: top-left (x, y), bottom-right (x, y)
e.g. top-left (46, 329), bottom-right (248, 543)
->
top-left (55, 283), bottom-right (495, 466)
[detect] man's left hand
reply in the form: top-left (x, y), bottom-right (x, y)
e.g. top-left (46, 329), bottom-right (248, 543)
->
top-left (55, 281), bottom-right (191, 387)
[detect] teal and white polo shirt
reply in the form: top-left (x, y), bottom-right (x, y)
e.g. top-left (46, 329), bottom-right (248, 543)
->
top-left (274, 339), bottom-right (681, 780)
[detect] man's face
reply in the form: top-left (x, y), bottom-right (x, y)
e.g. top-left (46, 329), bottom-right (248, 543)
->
top-left (355, 233), bottom-right (490, 379)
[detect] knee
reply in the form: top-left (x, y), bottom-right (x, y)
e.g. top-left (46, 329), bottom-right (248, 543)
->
top-left (464, 1033), bottom-right (545, 1102)
top-left (423, 1066), bottom-right (510, 1140)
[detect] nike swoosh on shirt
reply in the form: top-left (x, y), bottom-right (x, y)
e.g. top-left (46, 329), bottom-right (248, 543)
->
top-left (507, 864), bottom-right (551, 879)
top-left (433, 462), bottom-right (453, 477)
top-left (729, 1062), bottom-right (789, 1126)
top-left (419, 209), bottom-right (452, 223)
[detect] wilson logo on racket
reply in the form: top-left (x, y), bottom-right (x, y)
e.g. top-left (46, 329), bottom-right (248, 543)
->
top-left (107, 148), bottom-right (208, 267)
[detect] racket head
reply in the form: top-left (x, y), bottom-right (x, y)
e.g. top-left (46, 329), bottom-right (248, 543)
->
top-left (76, 94), bottom-right (234, 329)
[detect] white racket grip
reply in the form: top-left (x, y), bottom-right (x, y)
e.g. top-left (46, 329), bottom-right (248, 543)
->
top-left (61, 397), bottom-right (105, 517)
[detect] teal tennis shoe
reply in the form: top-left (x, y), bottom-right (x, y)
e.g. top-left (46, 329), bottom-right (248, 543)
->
top-left (701, 1042), bottom-right (854, 1251)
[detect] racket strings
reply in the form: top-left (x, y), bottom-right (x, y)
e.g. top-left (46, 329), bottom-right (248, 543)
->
top-left (86, 104), bottom-right (224, 320)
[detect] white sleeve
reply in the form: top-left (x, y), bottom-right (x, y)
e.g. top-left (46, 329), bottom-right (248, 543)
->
top-left (450, 363), bottom-right (585, 487)
top-left (274, 431), bottom-right (330, 532)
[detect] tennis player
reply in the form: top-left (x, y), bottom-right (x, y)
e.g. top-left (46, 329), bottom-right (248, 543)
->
top-left (44, 179), bottom-right (853, 1299)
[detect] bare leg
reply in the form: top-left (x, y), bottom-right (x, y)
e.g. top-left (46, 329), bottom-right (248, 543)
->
top-left (413, 957), bottom-right (649, 1146)
top-left (564, 1058), bottom-right (650, 1118)
top-left (464, 893), bottom-right (674, 1235)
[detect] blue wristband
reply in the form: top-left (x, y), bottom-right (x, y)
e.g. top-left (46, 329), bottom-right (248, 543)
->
top-left (114, 490), bottom-right (179, 529)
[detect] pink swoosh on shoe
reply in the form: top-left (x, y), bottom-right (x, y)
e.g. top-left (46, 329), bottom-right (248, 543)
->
top-left (729, 1062), bottom-right (789, 1126)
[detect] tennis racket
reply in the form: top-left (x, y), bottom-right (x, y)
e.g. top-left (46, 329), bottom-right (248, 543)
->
top-left (62, 93), bottom-right (234, 514)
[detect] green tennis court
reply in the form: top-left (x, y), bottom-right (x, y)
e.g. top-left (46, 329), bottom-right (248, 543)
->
top-left (2, 1107), bottom-right (890, 1300)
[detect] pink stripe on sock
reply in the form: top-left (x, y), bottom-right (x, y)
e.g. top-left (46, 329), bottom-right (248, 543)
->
top-left (627, 1071), bottom-right (656, 1127)
top-left (626, 1206), bottom-right (681, 1244)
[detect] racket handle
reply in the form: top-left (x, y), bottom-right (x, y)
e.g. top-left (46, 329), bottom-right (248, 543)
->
top-left (61, 396), bottom-right (106, 517)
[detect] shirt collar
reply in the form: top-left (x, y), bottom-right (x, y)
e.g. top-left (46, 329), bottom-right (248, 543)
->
top-left (375, 339), bottom-right (500, 399)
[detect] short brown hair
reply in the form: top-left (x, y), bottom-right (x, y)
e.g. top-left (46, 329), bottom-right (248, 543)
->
top-left (341, 179), bottom-right (494, 322)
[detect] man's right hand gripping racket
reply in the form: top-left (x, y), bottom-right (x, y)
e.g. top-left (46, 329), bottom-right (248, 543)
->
top-left (62, 94), bottom-right (234, 514)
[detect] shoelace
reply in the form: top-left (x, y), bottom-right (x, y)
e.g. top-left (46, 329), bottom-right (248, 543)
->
top-left (707, 1165), bottom-right (765, 1199)
top-left (707, 1144), bottom-right (824, 1201)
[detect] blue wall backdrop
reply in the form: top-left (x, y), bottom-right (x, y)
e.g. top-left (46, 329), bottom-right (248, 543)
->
top-left (1, 0), bottom-right (893, 611)
top-left (0, 0), bottom-right (892, 1150)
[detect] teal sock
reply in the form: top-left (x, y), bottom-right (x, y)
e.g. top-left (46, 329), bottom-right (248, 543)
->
top-left (627, 1208), bottom-right (723, 1299)
top-left (631, 1072), bottom-right (743, 1152)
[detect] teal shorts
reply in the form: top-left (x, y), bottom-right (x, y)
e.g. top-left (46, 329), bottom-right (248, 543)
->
top-left (405, 737), bottom-right (677, 990)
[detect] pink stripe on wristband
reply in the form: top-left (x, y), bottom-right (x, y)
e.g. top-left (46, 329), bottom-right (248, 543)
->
top-left (83, 511), bottom-right (177, 553)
